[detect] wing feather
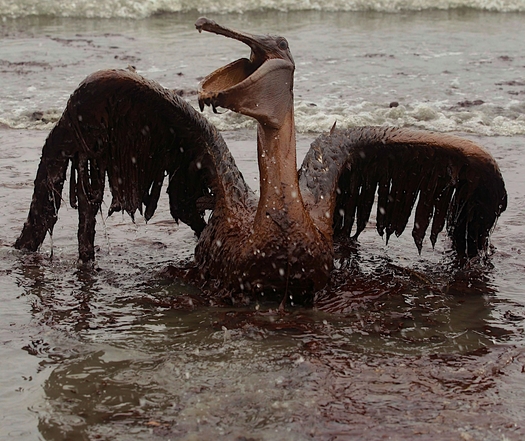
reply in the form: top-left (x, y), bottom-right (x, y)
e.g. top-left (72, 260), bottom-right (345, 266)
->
top-left (15, 69), bottom-right (252, 261)
top-left (299, 126), bottom-right (507, 257)
top-left (355, 172), bottom-right (378, 238)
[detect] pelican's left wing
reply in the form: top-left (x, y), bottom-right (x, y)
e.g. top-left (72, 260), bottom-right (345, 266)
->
top-left (15, 69), bottom-right (253, 261)
top-left (298, 127), bottom-right (507, 257)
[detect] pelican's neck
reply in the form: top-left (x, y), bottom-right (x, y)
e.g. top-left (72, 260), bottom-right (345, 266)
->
top-left (254, 107), bottom-right (306, 230)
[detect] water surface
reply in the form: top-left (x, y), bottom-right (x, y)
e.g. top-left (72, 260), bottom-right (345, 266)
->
top-left (1, 8), bottom-right (524, 441)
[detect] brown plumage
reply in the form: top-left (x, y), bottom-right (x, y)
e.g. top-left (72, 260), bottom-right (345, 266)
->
top-left (15, 18), bottom-right (507, 305)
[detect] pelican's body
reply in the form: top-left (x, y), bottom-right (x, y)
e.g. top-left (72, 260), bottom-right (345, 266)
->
top-left (15, 19), bottom-right (507, 305)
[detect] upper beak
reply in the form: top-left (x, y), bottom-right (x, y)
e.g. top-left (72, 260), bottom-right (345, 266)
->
top-left (195, 17), bottom-right (268, 67)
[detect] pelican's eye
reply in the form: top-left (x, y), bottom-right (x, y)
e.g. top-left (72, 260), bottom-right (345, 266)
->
top-left (278, 38), bottom-right (288, 50)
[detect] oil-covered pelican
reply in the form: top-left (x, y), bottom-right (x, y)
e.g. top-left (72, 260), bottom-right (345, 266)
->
top-left (15, 18), bottom-right (507, 305)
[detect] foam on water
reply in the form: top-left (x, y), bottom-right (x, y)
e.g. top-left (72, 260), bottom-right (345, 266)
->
top-left (3, 99), bottom-right (525, 136)
top-left (1, 0), bottom-right (525, 18)
top-left (205, 100), bottom-right (525, 136)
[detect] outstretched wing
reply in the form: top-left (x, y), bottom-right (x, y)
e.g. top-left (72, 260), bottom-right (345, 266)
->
top-left (15, 69), bottom-right (253, 261)
top-left (298, 127), bottom-right (507, 257)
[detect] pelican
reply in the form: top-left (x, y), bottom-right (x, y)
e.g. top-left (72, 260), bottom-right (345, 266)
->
top-left (15, 18), bottom-right (507, 305)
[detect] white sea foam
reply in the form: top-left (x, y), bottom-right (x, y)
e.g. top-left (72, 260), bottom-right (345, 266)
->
top-left (206, 99), bottom-right (525, 136)
top-left (1, 0), bottom-right (524, 19)
top-left (3, 98), bottom-right (523, 136)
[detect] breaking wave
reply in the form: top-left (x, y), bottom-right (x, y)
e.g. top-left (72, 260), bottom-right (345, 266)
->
top-left (1, 0), bottom-right (525, 19)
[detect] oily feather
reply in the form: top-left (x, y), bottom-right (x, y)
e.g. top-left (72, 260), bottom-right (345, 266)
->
top-left (15, 69), bottom-right (253, 261)
top-left (299, 126), bottom-right (507, 257)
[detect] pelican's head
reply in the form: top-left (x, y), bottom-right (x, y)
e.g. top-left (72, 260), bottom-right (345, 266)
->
top-left (196, 17), bottom-right (295, 129)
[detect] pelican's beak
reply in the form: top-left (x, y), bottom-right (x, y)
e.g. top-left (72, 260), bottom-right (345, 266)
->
top-left (196, 17), bottom-right (295, 127)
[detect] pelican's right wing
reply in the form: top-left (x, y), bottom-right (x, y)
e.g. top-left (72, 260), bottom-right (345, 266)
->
top-left (299, 127), bottom-right (507, 257)
top-left (15, 69), bottom-right (253, 261)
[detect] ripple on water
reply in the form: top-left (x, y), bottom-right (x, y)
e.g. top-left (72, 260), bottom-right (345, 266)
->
top-left (2, 123), bottom-right (525, 439)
